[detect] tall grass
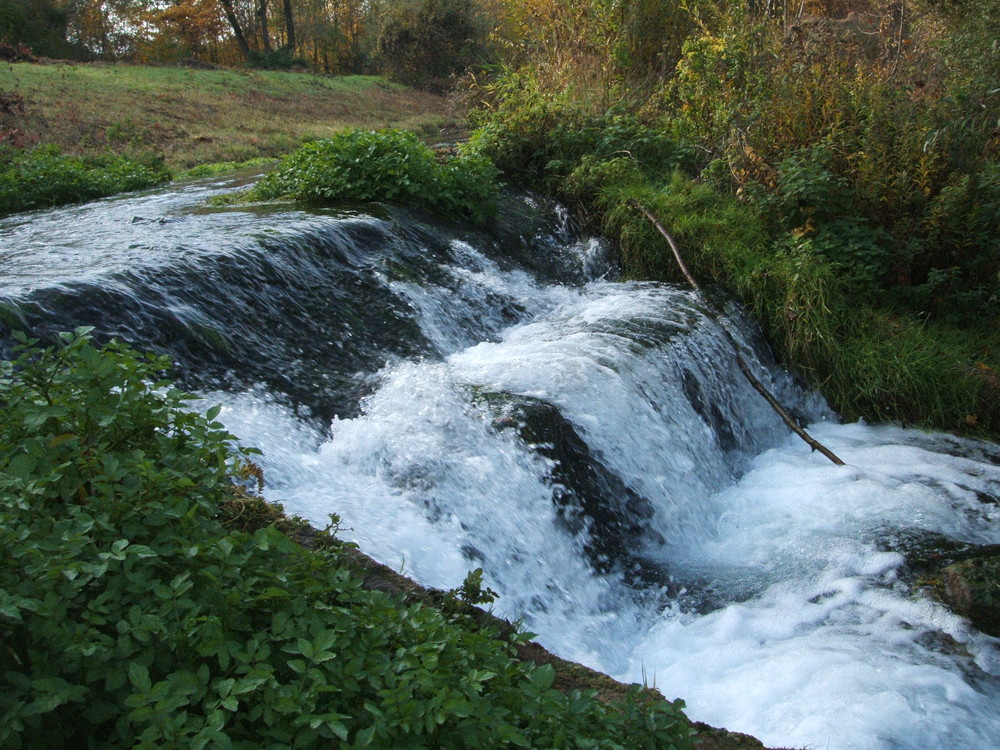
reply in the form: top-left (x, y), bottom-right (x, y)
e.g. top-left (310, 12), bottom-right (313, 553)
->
top-left (600, 176), bottom-right (998, 436)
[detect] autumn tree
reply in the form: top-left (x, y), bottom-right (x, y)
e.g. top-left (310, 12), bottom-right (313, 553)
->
top-left (141, 0), bottom-right (229, 61)
top-left (218, 0), bottom-right (253, 58)
top-left (64, 0), bottom-right (150, 59)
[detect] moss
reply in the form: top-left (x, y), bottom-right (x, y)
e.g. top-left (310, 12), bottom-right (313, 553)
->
top-left (938, 554), bottom-right (1000, 638)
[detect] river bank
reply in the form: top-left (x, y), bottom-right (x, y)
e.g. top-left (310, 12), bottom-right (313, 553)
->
top-left (4, 170), bottom-right (999, 748)
top-left (2, 58), bottom-right (999, 748)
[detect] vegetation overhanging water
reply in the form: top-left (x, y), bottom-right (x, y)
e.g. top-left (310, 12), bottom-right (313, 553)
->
top-left (1, 174), bottom-right (999, 749)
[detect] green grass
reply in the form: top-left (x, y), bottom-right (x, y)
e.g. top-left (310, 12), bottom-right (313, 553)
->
top-left (560, 164), bottom-right (1000, 440)
top-left (0, 62), bottom-right (454, 169)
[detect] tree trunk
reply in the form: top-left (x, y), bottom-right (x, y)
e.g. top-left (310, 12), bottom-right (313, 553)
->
top-left (282, 0), bottom-right (296, 52)
top-left (218, 0), bottom-right (251, 60)
top-left (257, 0), bottom-right (273, 53)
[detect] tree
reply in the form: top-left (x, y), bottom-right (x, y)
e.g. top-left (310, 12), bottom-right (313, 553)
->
top-left (144, 0), bottom-right (229, 61)
top-left (64, 0), bottom-right (150, 59)
top-left (282, 0), bottom-right (295, 50)
top-left (0, 0), bottom-right (75, 57)
top-left (256, 0), bottom-right (272, 53)
top-left (219, 0), bottom-right (252, 58)
top-left (216, 0), bottom-right (297, 64)
top-left (376, 0), bottom-right (491, 90)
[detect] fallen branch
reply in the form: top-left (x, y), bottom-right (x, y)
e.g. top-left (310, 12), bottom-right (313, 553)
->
top-left (629, 199), bottom-right (846, 466)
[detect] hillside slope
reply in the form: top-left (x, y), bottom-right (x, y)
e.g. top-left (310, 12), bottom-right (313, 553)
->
top-left (0, 61), bottom-right (455, 169)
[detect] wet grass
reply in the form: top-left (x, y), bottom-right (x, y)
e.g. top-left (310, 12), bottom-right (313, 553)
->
top-left (0, 61), bottom-right (455, 169)
top-left (598, 177), bottom-right (1000, 441)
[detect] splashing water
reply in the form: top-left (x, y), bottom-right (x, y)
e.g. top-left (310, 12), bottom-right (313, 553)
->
top-left (3, 176), bottom-right (999, 750)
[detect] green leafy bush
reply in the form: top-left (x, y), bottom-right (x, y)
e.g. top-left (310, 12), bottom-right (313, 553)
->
top-left (467, 73), bottom-right (698, 194)
top-left (0, 329), bottom-right (694, 749)
top-left (0, 145), bottom-right (171, 216)
top-left (248, 129), bottom-right (499, 223)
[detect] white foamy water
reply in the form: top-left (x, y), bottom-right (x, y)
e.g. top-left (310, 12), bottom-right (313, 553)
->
top-left (626, 422), bottom-right (1000, 750)
top-left (211, 281), bottom-right (1000, 750)
top-left (10, 177), bottom-right (995, 750)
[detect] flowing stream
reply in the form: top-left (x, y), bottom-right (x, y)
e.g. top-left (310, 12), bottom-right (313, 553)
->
top-left (2, 173), bottom-right (1000, 749)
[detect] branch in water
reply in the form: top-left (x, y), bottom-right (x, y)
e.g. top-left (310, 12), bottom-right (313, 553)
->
top-left (629, 199), bottom-right (846, 466)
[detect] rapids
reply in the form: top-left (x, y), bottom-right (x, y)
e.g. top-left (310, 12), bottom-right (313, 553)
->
top-left (2, 173), bottom-right (999, 750)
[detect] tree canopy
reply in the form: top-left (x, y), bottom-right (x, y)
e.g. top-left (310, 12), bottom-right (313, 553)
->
top-left (0, 0), bottom-right (501, 81)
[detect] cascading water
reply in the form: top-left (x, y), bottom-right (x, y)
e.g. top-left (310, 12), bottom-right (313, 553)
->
top-left (2, 172), bottom-right (999, 750)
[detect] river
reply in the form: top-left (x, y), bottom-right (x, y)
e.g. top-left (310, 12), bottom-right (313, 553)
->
top-left (2, 172), bottom-right (999, 749)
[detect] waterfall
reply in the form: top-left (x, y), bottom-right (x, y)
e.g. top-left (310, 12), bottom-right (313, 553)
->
top-left (2, 173), bottom-right (999, 750)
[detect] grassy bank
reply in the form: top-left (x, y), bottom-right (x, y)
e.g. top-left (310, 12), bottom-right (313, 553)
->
top-left (0, 62), bottom-right (454, 169)
top-left (462, 8), bottom-right (1000, 440)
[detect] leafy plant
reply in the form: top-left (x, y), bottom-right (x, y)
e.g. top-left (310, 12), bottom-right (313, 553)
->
top-left (247, 128), bottom-right (499, 223)
top-left (467, 74), bottom-right (697, 196)
top-left (0, 144), bottom-right (170, 216)
top-left (0, 329), bottom-right (695, 749)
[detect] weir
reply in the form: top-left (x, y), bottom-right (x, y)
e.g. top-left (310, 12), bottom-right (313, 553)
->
top-left (2, 173), bottom-right (1000, 750)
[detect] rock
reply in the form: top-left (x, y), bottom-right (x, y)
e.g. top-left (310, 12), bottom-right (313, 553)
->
top-left (476, 390), bottom-right (671, 586)
top-left (938, 553), bottom-right (1000, 637)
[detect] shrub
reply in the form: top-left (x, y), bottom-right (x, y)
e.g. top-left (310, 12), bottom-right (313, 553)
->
top-left (248, 128), bottom-right (499, 223)
top-left (0, 145), bottom-right (171, 216)
top-left (0, 329), bottom-right (695, 749)
top-left (467, 75), bottom-right (698, 195)
top-left (248, 47), bottom-right (309, 70)
top-left (375, 0), bottom-right (494, 91)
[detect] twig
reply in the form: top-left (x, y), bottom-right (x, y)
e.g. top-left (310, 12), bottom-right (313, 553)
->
top-left (629, 199), bottom-right (846, 466)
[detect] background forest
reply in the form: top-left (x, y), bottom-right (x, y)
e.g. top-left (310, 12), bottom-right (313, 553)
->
top-left (0, 0), bottom-right (498, 88)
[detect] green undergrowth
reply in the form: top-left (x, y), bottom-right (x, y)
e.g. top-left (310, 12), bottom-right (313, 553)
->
top-left (467, 76), bottom-right (699, 199)
top-left (467, 92), bottom-right (999, 439)
top-left (228, 128), bottom-right (499, 223)
top-left (599, 175), bottom-right (999, 437)
top-left (0, 329), bottom-right (693, 749)
top-left (0, 144), bottom-right (170, 216)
